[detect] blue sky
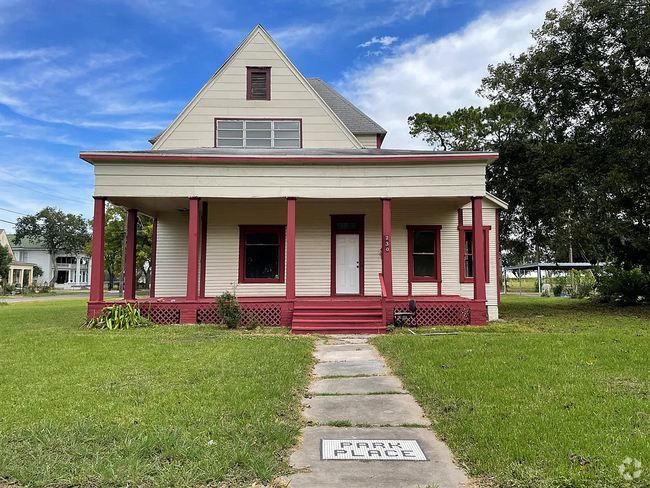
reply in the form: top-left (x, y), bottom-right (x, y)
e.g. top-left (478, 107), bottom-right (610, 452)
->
top-left (0, 0), bottom-right (563, 230)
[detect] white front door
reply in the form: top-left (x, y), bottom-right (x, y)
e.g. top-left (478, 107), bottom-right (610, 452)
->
top-left (336, 234), bottom-right (360, 294)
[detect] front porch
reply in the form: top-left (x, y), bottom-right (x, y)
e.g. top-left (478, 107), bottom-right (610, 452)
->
top-left (88, 194), bottom-right (493, 332)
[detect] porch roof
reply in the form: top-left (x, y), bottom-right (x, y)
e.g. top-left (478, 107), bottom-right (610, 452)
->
top-left (80, 147), bottom-right (498, 165)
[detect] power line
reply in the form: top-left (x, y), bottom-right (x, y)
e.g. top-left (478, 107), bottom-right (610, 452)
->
top-left (0, 177), bottom-right (87, 205)
top-left (0, 169), bottom-right (88, 204)
top-left (0, 218), bottom-right (16, 225)
top-left (0, 207), bottom-right (27, 216)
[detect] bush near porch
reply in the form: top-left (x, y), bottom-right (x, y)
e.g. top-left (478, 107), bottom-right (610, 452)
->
top-left (374, 295), bottom-right (650, 487)
top-left (0, 300), bottom-right (314, 487)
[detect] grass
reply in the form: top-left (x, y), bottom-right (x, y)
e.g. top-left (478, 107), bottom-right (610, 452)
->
top-left (373, 296), bottom-right (650, 487)
top-left (0, 299), bottom-right (314, 487)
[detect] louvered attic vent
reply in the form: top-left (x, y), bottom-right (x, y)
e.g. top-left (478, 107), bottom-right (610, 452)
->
top-left (247, 67), bottom-right (270, 100)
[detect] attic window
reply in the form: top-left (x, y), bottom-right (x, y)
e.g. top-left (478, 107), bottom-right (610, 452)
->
top-left (247, 67), bottom-right (270, 100)
top-left (216, 119), bottom-right (301, 148)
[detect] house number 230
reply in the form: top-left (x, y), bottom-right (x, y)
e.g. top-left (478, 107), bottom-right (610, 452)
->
top-left (384, 235), bottom-right (390, 253)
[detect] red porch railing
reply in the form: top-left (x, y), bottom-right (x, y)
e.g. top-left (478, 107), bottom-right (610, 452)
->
top-left (379, 272), bottom-right (387, 326)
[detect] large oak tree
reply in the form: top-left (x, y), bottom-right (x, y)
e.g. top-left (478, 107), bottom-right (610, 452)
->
top-left (409, 0), bottom-right (650, 268)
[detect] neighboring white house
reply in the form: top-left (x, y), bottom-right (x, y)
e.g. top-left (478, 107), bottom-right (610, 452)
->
top-left (81, 24), bottom-right (507, 332)
top-left (7, 234), bottom-right (90, 289)
top-left (1, 228), bottom-right (34, 287)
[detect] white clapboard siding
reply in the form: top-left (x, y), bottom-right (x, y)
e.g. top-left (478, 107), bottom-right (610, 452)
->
top-left (154, 198), bottom-right (499, 306)
top-left (392, 199), bottom-right (461, 297)
top-left (93, 162), bottom-right (487, 200)
top-left (355, 133), bottom-right (378, 148)
top-left (295, 199), bottom-right (382, 297)
top-left (459, 202), bottom-right (499, 307)
top-left (204, 199), bottom-right (287, 297)
top-left (153, 28), bottom-right (361, 150)
top-left (155, 212), bottom-right (189, 297)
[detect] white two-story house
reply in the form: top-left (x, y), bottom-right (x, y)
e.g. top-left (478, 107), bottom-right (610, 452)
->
top-left (81, 25), bottom-right (506, 332)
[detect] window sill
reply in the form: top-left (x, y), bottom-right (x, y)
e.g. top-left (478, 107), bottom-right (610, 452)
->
top-left (239, 278), bottom-right (284, 284)
top-left (410, 277), bottom-right (441, 283)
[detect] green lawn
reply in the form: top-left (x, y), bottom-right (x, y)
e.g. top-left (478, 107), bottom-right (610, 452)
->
top-left (374, 296), bottom-right (650, 488)
top-left (0, 300), bottom-right (314, 487)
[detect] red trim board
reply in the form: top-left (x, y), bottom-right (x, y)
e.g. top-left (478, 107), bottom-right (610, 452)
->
top-left (406, 225), bottom-right (442, 296)
top-left (238, 225), bottom-right (286, 284)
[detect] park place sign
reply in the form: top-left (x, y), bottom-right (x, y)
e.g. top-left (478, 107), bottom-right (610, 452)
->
top-left (321, 439), bottom-right (427, 461)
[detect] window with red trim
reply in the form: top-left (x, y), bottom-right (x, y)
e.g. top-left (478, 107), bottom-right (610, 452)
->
top-left (407, 226), bottom-right (441, 282)
top-left (238, 225), bottom-right (285, 283)
top-left (247, 67), bottom-right (270, 100)
top-left (459, 228), bottom-right (490, 283)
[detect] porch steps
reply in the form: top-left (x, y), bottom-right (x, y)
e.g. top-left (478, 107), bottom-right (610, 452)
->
top-left (291, 301), bottom-right (385, 334)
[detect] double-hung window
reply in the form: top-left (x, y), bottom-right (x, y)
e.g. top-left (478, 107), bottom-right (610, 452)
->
top-left (238, 225), bottom-right (285, 283)
top-left (216, 119), bottom-right (301, 148)
top-left (459, 228), bottom-right (490, 283)
top-left (407, 226), bottom-right (441, 283)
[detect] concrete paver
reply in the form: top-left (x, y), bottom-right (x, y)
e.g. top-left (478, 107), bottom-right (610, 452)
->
top-left (287, 336), bottom-right (469, 488)
top-left (313, 359), bottom-right (388, 377)
top-left (287, 426), bottom-right (470, 488)
top-left (314, 344), bottom-right (381, 362)
top-left (310, 376), bottom-right (405, 395)
top-left (304, 394), bottom-right (430, 426)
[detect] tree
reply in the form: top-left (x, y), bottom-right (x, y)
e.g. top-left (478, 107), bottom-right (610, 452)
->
top-left (32, 265), bottom-right (43, 279)
top-left (15, 207), bottom-right (90, 285)
top-left (0, 245), bottom-right (11, 283)
top-left (410, 0), bottom-right (650, 269)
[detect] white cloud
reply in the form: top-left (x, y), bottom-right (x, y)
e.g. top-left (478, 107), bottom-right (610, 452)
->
top-left (358, 35), bottom-right (399, 48)
top-left (269, 24), bottom-right (333, 50)
top-left (0, 47), bottom-right (178, 138)
top-left (0, 47), bottom-right (69, 61)
top-left (340, 0), bottom-right (565, 149)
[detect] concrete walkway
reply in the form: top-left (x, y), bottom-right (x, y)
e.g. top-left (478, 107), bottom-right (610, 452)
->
top-left (285, 335), bottom-right (470, 488)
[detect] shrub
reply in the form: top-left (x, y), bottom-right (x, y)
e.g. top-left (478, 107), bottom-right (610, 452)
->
top-left (246, 316), bottom-right (261, 330)
top-left (216, 290), bottom-right (242, 329)
top-left (552, 276), bottom-right (568, 297)
top-left (386, 324), bottom-right (395, 333)
top-left (594, 265), bottom-right (649, 306)
top-left (85, 303), bottom-right (153, 330)
top-left (570, 270), bottom-right (597, 299)
top-left (1, 283), bottom-right (16, 295)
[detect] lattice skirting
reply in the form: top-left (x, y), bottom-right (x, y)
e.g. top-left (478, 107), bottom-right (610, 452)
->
top-left (141, 304), bottom-right (181, 324)
top-left (392, 303), bottom-right (472, 326)
top-left (197, 303), bottom-right (285, 327)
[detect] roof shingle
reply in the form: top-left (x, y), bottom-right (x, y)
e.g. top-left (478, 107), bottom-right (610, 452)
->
top-left (307, 78), bottom-right (386, 135)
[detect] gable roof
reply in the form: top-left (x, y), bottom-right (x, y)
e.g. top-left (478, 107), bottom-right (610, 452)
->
top-left (307, 78), bottom-right (386, 135)
top-left (150, 24), bottom-right (362, 149)
top-left (7, 234), bottom-right (46, 249)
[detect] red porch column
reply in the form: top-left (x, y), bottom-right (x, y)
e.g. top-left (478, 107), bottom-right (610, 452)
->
top-left (124, 208), bottom-right (137, 300)
top-left (472, 197), bottom-right (486, 302)
top-left (381, 198), bottom-right (393, 298)
top-left (90, 196), bottom-right (106, 303)
top-left (286, 197), bottom-right (297, 301)
top-left (200, 201), bottom-right (208, 299)
top-left (186, 197), bottom-right (201, 301)
top-left (149, 218), bottom-right (157, 298)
